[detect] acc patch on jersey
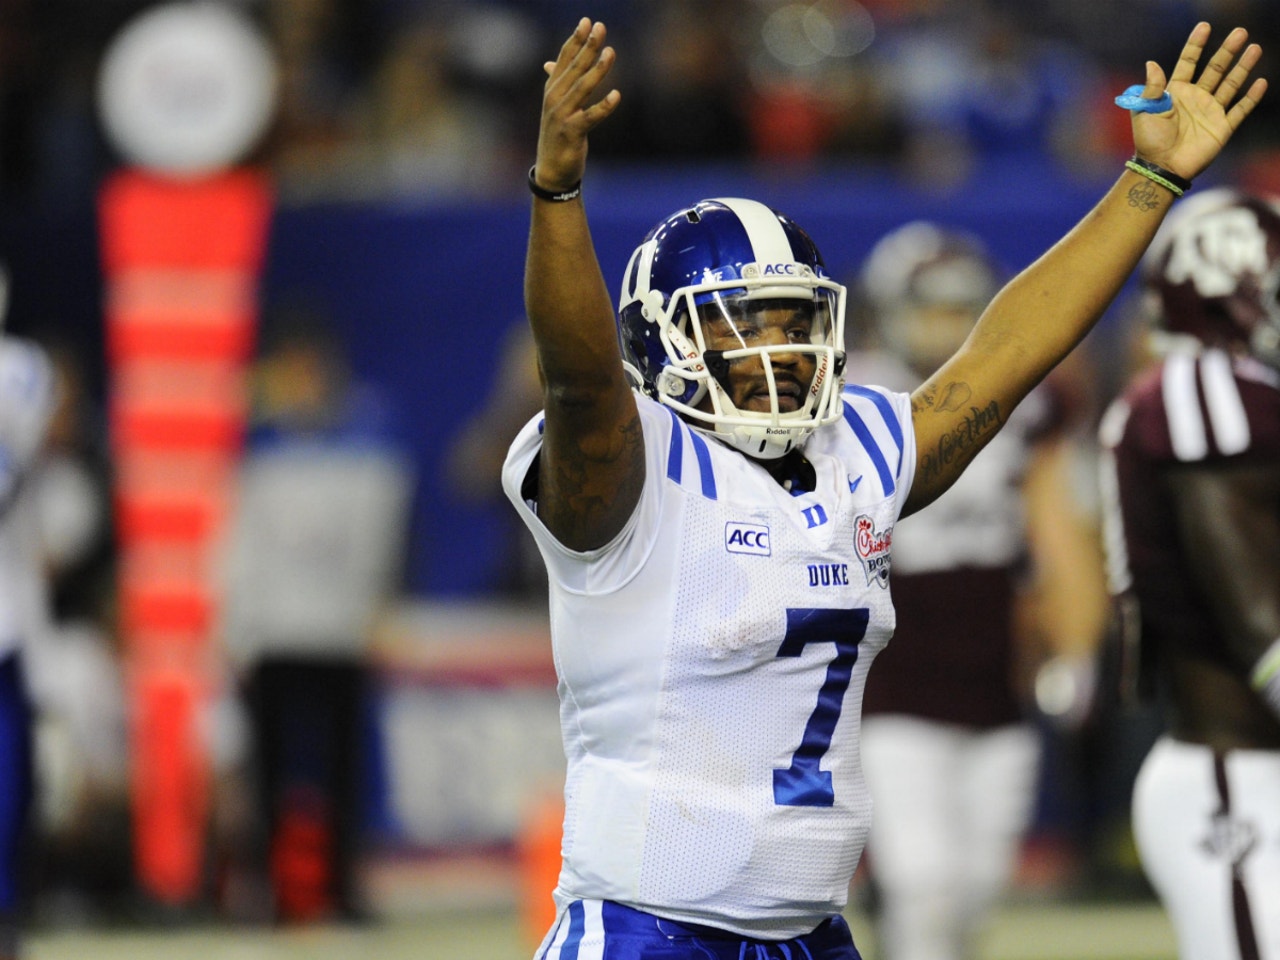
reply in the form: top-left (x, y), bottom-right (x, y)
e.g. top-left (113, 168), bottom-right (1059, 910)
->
top-left (854, 514), bottom-right (892, 588)
top-left (725, 521), bottom-right (771, 556)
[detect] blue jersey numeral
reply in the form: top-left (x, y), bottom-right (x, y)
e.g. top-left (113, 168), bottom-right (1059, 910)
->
top-left (773, 607), bottom-right (870, 807)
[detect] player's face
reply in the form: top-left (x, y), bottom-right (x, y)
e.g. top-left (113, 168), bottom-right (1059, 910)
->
top-left (698, 298), bottom-right (819, 413)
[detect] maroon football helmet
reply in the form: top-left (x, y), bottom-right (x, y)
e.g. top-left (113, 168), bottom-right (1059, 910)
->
top-left (1141, 187), bottom-right (1280, 368)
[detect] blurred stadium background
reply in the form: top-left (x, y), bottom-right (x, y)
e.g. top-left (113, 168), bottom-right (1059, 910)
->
top-left (2, 0), bottom-right (1279, 957)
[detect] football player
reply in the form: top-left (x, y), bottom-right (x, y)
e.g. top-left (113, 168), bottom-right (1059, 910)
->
top-left (0, 266), bottom-right (56, 960)
top-left (1100, 187), bottom-right (1280, 959)
top-left (505, 18), bottom-right (1265, 960)
top-left (850, 223), bottom-right (1107, 960)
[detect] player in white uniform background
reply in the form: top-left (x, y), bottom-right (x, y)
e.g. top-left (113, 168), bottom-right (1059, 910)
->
top-left (0, 267), bottom-right (57, 960)
top-left (505, 17), bottom-right (1265, 960)
top-left (847, 224), bottom-right (1107, 960)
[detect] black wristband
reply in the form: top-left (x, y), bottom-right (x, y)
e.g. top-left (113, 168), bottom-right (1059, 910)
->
top-left (1127, 156), bottom-right (1192, 196)
top-left (528, 165), bottom-right (582, 203)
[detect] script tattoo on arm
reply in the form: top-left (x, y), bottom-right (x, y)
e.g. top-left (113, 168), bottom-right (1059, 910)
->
top-left (917, 387), bottom-right (1003, 489)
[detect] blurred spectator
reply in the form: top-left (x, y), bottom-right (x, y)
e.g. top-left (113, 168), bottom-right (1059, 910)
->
top-left (262, 0), bottom-right (384, 199)
top-left (868, 1), bottom-right (1110, 188)
top-left (1, 0), bottom-right (1276, 203)
top-left (21, 338), bottom-right (128, 923)
top-left (266, 3), bottom-right (533, 201)
top-left (743, 0), bottom-right (902, 164)
top-left (591, 0), bottom-right (753, 161)
top-left (355, 13), bottom-right (518, 199)
top-left (846, 222), bottom-right (1108, 960)
top-left (220, 302), bottom-right (414, 923)
top-left (444, 318), bottom-right (546, 600)
top-left (32, 340), bottom-right (114, 630)
top-left (0, 0), bottom-right (120, 206)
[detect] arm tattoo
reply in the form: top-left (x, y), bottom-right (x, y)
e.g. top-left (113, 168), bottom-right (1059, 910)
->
top-left (919, 395), bottom-right (1003, 486)
top-left (1127, 180), bottom-right (1162, 212)
top-left (542, 411), bottom-right (645, 544)
top-left (910, 380), bottom-right (972, 417)
top-left (935, 381), bottom-right (971, 413)
top-left (911, 386), bottom-right (936, 415)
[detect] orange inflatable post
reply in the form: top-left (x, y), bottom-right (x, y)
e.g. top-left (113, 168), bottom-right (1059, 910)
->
top-left (516, 792), bottom-right (565, 948)
top-left (99, 168), bottom-right (272, 906)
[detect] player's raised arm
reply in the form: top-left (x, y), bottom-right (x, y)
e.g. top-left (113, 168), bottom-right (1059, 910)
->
top-left (525, 19), bottom-right (640, 551)
top-left (903, 22), bottom-right (1266, 516)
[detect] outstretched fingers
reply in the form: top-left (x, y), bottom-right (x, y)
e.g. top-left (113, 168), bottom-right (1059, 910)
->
top-left (1214, 42), bottom-right (1263, 105)
top-left (1132, 20), bottom-right (1266, 176)
top-left (547, 18), bottom-right (591, 84)
top-left (1226, 77), bottom-right (1269, 130)
top-left (1194, 26), bottom-right (1251, 95)
top-left (547, 19), bottom-right (604, 98)
top-left (571, 36), bottom-right (619, 112)
top-left (580, 81), bottom-right (621, 129)
top-left (547, 21), bottom-right (618, 122)
top-left (533, 20), bottom-right (621, 188)
top-left (1168, 21), bottom-right (1211, 85)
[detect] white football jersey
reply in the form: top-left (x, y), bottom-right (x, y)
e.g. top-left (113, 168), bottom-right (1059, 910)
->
top-left (502, 386), bottom-right (916, 938)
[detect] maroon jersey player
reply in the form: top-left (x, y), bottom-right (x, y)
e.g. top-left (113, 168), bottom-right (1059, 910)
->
top-left (1100, 188), bottom-right (1280, 960)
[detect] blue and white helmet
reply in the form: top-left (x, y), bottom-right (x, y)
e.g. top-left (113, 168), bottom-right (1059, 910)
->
top-left (618, 197), bottom-right (847, 460)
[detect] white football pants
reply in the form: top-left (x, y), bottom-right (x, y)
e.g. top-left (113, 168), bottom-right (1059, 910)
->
top-left (860, 716), bottom-right (1041, 960)
top-left (1133, 736), bottom-right (1280, 960)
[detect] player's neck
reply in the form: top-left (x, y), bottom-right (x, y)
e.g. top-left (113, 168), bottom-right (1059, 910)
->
top-left (756, 449), bottom-right (816, 494)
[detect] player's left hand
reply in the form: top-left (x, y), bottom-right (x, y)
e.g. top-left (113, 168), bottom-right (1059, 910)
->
top-left (1130, 22), bottom-right (1266, 180)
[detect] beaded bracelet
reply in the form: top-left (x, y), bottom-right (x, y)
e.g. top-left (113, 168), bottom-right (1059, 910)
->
top-left (1125, 156), bottom-right (1192, 198)
top-left (528, 165), bottom-right (582, 203)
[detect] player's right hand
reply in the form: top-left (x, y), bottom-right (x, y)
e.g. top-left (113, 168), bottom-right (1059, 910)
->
top-left (533, 18), bottom-right (621, 195)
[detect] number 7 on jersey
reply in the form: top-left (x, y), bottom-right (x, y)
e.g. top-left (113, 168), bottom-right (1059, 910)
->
top-left (773, 607), bottom-right (870, 807)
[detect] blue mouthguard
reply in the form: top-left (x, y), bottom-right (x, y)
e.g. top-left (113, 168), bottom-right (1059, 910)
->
top-left (1114, 85), bottom-right (1174, 113)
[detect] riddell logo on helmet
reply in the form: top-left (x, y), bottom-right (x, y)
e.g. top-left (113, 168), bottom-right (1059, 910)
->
top-left (810, 362), bottom-right (827, 396)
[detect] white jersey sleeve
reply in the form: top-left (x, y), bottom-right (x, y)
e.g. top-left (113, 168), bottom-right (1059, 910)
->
top-left (501, 397), bottom-right (677, 594)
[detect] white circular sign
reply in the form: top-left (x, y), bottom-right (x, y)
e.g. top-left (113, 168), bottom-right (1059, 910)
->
top-left (97, 2), bottom-right (278, 178)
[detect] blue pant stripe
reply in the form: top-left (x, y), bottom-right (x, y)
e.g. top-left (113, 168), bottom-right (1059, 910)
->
top-left (560, 899), bottom-right (586, 959)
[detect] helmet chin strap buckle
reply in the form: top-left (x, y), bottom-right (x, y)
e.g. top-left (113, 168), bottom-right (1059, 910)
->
top-left (656, 369), bottom-right (707, 409)
top-left (657, 370), bottom-right (686, 398)
top-left (639, 290), bottom-right (665, 321)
